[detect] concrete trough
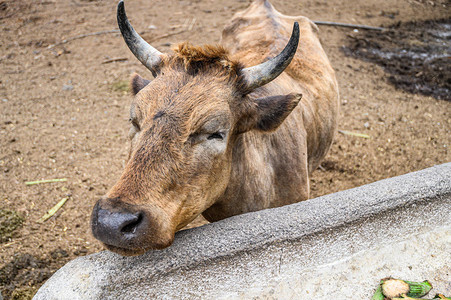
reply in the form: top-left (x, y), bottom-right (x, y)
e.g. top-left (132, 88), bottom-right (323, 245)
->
top-left (34, 163), bottom-right (451, 299)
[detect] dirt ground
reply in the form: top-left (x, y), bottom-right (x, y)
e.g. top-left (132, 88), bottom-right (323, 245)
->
top-left (0, 0), bottom-right (449, 298)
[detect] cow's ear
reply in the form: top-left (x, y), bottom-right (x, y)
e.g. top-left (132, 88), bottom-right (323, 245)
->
top-left (252, 93), bottom-right (302, 132)
top-left (131, 73), bottom-right (151, 95)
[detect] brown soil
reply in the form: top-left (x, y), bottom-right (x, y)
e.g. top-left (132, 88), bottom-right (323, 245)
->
top-left (0, 0), bottom-right (450, 298)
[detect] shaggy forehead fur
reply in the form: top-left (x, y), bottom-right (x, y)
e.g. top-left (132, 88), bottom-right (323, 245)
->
top-left (163, 42), bottom-right (244, 85)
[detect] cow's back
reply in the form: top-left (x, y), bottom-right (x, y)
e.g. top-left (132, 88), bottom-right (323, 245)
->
top-left (222, 0), bottom-right (339, 173)
top-left (202, 0), bottom-right (339, 221)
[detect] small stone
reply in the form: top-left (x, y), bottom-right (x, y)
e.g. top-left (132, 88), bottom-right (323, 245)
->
top-left (62, 84), bottom-right (74, 91)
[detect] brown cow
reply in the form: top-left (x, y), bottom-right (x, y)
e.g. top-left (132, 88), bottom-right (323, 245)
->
top-left (91, 0), bottom-right (339, 256)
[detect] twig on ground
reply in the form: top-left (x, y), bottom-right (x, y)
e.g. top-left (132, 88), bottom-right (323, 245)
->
top-left (338, 130), bottom-right (370, 139)
top-left (3, 240), bottom-right (18, 248)
top-left (188, 18), bottom-right (196, 31)
top-left (146, 17), bottom-right (195, 42)
top-left (314, 21), bottom-right (386, 31)
top-left (38, 197), bottom-right (69, 223)
top-left (147, 29), bottom-right (187, 43)
top-left (25, 178), bottom-right (67, 185)
top-left (48, 29), bottom-right (120, 49)
top-left (102, 57), bottom-right (128, 64)
top-left (4, 70), bottom-right (24, 74)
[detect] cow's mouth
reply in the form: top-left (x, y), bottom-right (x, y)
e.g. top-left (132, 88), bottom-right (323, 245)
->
top-left (103, 242), bottom-right (148, 256)
top-left (101, 235), bottom-right (174, 256)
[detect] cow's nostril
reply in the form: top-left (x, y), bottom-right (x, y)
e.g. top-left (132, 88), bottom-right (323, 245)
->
top-left (120, 213), bottom-right (143, 234)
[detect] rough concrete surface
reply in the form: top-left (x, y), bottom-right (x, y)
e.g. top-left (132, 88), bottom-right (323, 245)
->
top-left (34, 163), bottom-right (451, 299)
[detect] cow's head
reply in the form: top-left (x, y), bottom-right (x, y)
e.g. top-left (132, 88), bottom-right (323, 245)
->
top-left (91, 0), bottom-right (301, 256)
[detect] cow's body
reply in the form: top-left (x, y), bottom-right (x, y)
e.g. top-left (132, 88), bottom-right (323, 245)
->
top-left (91, 0), bottom-right (339, 256)
top-left (204, 0), bottom-right (339, 220)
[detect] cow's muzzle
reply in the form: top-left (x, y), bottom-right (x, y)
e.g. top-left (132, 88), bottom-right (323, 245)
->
top-left (91, 197), bottom-right (173, 255)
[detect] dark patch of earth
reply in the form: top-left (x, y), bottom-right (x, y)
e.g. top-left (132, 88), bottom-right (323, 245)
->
top-left (0, 209), bottom-right (24, 244)
top-left (0, 249), bottom-right (72, 300)
top-left (343, 18), bottom-right (451, 101)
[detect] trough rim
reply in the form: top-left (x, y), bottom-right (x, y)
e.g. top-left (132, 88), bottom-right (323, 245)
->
top-left (64, 163), bottom-right (450, 271)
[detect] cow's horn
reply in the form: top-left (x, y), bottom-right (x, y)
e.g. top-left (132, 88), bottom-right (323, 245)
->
top-left (117, 1), bottom-right (162, 74)
top-left (241, 22), bottom-right (300, 91)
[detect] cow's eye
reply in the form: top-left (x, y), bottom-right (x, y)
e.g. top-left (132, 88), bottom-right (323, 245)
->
top-left (207, 132), bottom-right (224, 140)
